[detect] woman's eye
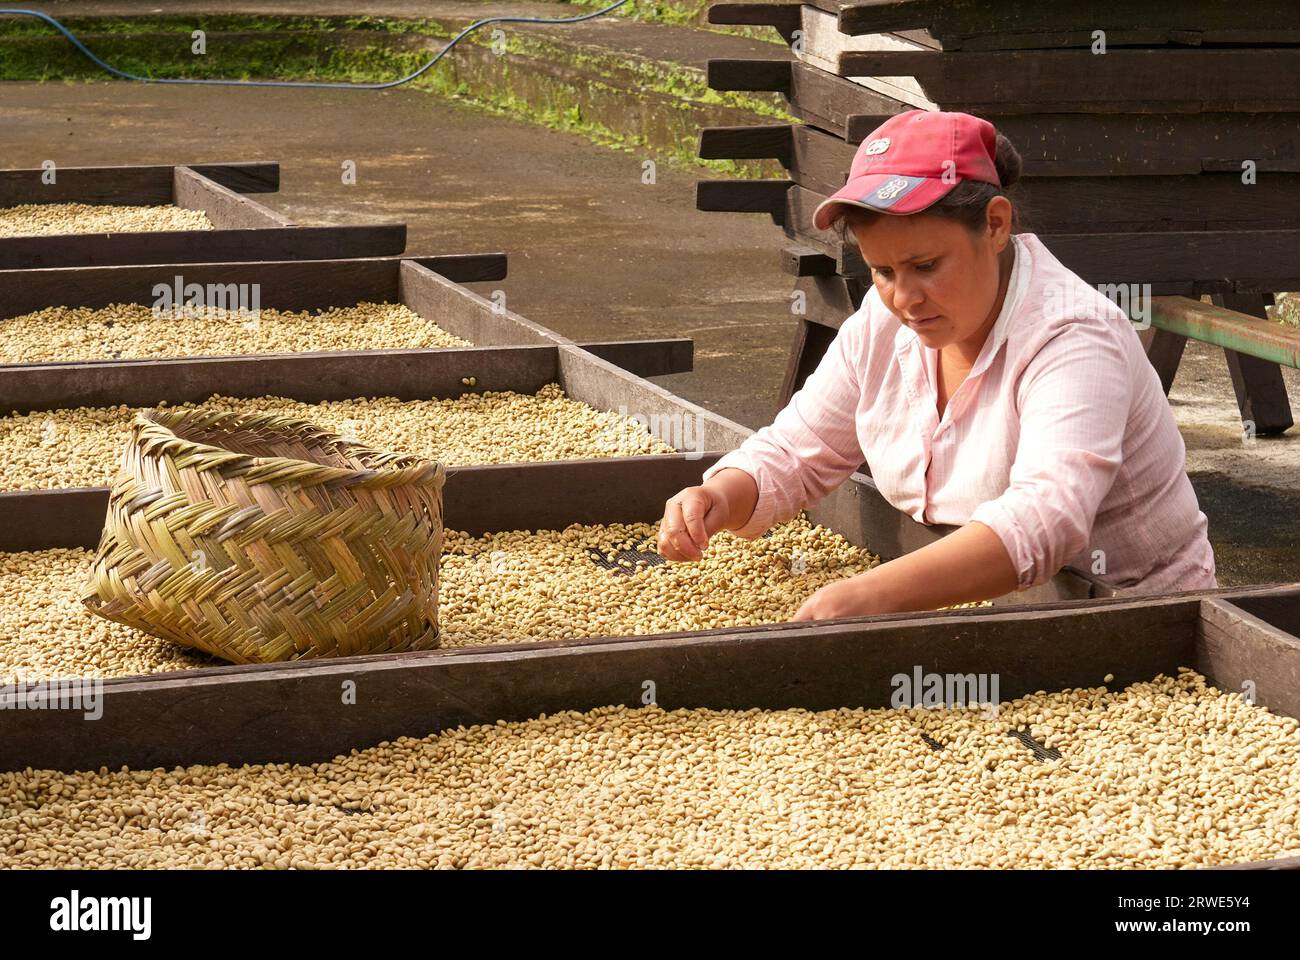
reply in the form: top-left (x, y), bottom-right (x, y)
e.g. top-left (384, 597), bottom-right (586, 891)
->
top-left (916, 260), bottom-right (938, 272)
top-left (873, 267), bottom-right (893, 279)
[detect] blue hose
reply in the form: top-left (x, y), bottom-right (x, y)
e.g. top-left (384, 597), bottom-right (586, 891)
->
top-left (0, 2), bottom-right (631, 89)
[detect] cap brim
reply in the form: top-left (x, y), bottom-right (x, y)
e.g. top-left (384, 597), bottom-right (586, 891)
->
top-left (812, 174), bottom-right (957, 232)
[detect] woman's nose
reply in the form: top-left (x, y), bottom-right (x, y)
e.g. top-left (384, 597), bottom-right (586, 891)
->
top-left (892, 275), bottom-right (926, 314)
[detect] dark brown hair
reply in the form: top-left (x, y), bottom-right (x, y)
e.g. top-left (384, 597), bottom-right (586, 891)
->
top-left (835, 132), bottom-right (1025, 242)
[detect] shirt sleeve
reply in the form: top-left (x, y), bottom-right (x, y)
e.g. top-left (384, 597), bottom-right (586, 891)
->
top-left (701, 311), bottom-right (868, 539)
top-left (967, 319), bottom-right (1132, 589)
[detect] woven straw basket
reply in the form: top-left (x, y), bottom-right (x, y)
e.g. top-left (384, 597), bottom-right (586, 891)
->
top-left (83, 408), bottom-right (446, 664)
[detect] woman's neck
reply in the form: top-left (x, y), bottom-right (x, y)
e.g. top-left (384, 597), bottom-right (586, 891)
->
top-left (947, 240), bottom-right (1016, 367)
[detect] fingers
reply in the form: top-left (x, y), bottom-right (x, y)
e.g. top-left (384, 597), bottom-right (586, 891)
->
top-left (791, 586), bottom-right (829, 622)
top-left (657, 500), bottom-right (689, 561)
top-left (658, 491), bottom-right (707, 561)
top-left (680, 500), bottom-right (710, 554)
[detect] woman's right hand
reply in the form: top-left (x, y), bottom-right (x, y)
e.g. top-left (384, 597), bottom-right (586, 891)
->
top-left (658, 484), bottom-right (731, 562)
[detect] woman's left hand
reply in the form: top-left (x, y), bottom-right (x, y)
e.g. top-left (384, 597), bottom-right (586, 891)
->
top-left (791, 572), bottom-right (883, 622)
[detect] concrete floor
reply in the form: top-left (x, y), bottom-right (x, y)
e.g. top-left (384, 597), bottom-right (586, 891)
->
top-left (3, 76), bottom-right (1299, 588)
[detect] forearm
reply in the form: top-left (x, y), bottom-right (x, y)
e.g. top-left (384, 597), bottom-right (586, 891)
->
top-left (701, 315), bottom-right (868, 538)
top-left (863, 521), bottom-right (1019, 613)
top-left (702, 467), bottom-right (759, 532)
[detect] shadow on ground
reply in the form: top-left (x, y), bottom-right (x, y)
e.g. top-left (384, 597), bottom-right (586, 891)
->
top-left (1192, 471), bottom-right (1299, 586)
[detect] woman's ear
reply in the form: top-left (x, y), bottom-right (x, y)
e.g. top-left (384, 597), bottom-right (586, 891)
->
top-left (985, 196), bottom-right (1014, 251)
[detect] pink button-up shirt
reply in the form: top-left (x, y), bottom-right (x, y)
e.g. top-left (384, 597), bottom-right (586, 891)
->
top-left (704, 233), bottom-right (1216, 595)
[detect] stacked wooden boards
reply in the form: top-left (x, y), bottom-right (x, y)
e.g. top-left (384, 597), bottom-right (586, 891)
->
top-left (697, 1), bottom-right (1300, 430)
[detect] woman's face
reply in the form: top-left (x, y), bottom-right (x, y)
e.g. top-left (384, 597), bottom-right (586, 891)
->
top-left (847, 197), bottom-right (1013, 353)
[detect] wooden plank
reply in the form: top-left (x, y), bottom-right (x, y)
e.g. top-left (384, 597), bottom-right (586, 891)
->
top-left (760, 127), bottom-right (1300, 229)
top-left (0, 454), bottom-right (726, 553)
top-left (1007, 175), bottom-right (1300, 233)
top-left (835, 50), bottom-right (1300, 113)
top-left (0, 224), bottom-right (408, 270)
top-left (0, 255), bottom-right (507, 318)
top-left (0, 257), bottom-right (396, 316)
top-left (780, 274), bottom-right (864, 406)
top-left (172, 166), bottom-right (294, 229)
top-left (1223, 353), bottom-right (1293, 437)
top-left (785, 184), bottom-right (868, 274)
top-left (412, 252), bottom-right (509, 285)
top-left (788, 124), bottom-right (854, 195)
top-left (707, 1), bottom-right (802, 42)
top-left (790, 272), bottom-right (863, 331)
top-left (0, 345), bottom-right (562, 413)
top-left (0, 590), bottom-right (1240, 774)
top-left (696, 179), bottom-right (791, 221)
top-left (1197, 597), bottom-right (1300, 721)
top-left (781, 184), bottom-right (1300, 290)
top-left (1227, 590), bottom-right (1300, 640)
top-left (441, 455), bottom-right (727, 536)
top-left (0, 335), bottom-right (687, 396)
top-left (834, 0), bottom-right (1300, 48)
top-left (779, 316), bottom-right (840, 409)
top-left (0, 161), bottom-right (279, 206)
top-left (1002, 570), bottom-right (1113, 604)
top-left (706, 60), bottom-right (906, 139)
top-left (398, 260), bottom-right (563, 348)
top-left (0, 487), bottom-right (108, 551)
top-left (788, 60), bottom-right (910, 136)
top-left (577, 338), bottom-right (694, 378)
top-left (184, 162), bottom-right (279, 194)
top-left (780, 243), bottom-right (838, 277)
top-left (1042, 233), bottom-right (1300, 294)
top-left (1136, 326), bottom-right (1187, 396)
top-left (706, 57), bottom-right (792, 93)
top-left (798, 6), bottom-right (936, 109)
top-left (556, 344), bottom-right (754, 453)
top-left (844, 112), bottom-right (1300, 173)
top-left (698, 124), bottom-right (793, 164)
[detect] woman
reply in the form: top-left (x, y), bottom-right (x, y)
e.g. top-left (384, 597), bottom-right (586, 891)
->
top-left (657, 109), bottom-right (1216, 619)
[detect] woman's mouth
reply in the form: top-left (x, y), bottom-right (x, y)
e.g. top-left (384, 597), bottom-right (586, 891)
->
top-left (907, 315), bottom-right (941, 327)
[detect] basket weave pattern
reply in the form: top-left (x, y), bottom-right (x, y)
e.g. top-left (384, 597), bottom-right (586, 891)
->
top-left (83, 408), bottom-right (446, 664)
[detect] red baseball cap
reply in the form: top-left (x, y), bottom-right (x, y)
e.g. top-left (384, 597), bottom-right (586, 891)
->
top-left (812, 110), bottom-right (1001, 231)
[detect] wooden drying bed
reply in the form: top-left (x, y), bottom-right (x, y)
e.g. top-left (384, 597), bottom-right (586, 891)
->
top-left (0, 162), bottom-right (407, 269)
top-left (2, 574), bottom-right (1299, 874)
top-left (0, 254), bottom-right (691, 373)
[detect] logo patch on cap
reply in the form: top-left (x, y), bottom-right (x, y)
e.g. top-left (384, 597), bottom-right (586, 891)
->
top-left (859, 175), bottom-right (927, 210)
top-left (864, 137), bottom-right (891, 156)
top-left (875, 177), bottom-right (911, 200)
